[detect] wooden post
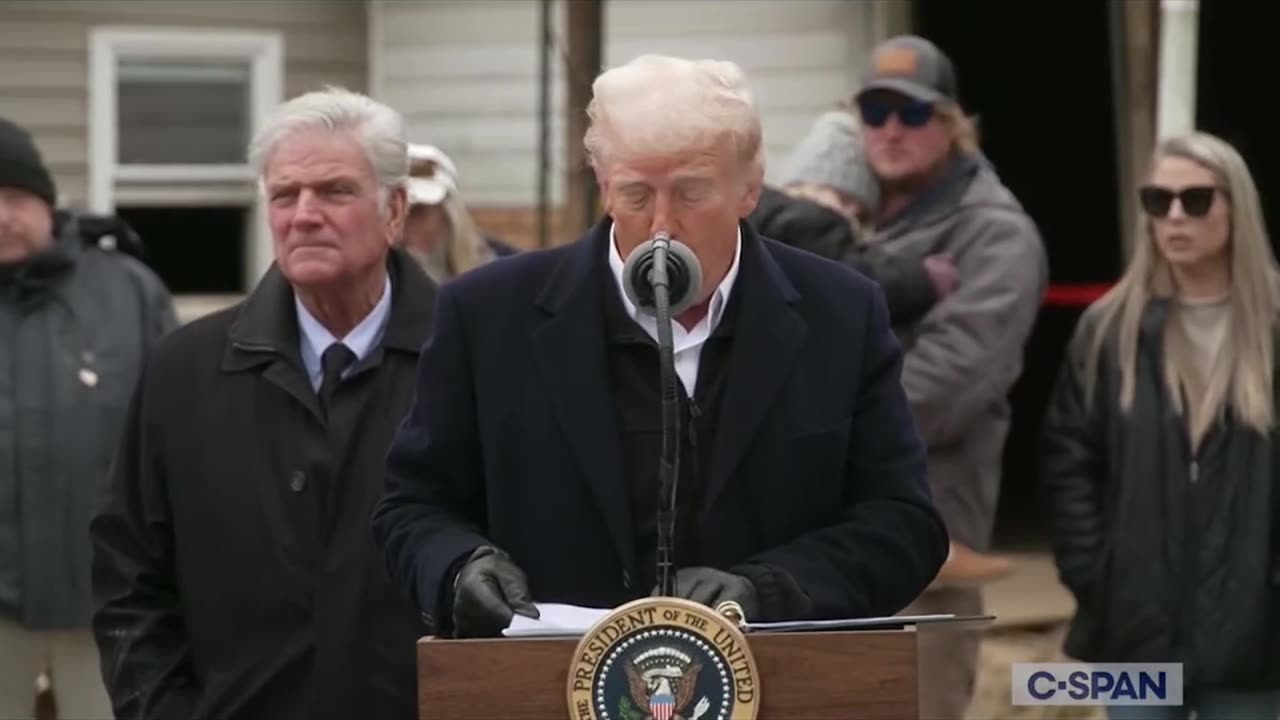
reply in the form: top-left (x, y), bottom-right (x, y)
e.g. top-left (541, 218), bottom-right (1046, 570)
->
top-left (1113, 0), bottom-right (1160, 260)
top-left (563, 0), bottom-right (604, 242)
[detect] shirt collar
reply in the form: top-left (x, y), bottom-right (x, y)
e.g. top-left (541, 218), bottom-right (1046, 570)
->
top-left (295, 273), bottom-right (392, 376)
top-left (607, 223), bottom-right (741, 331)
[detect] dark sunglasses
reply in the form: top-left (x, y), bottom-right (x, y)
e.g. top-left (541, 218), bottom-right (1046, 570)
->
top-left (856, 96), bottom-right (935, 128)
top-left (1138, 185), bottom-right (1220, 218)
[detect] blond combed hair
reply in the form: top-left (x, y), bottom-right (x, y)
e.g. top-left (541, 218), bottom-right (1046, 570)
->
top-left (1083, 131), bottom-right (1280, 439)
top-left (583, 54), bottom-right (763, 178)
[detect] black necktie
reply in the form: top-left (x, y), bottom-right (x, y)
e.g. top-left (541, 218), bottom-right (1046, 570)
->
top-left (319, 342), bottom-right (356, 416)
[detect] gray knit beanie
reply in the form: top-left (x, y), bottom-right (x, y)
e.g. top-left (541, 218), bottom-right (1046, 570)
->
top-left (777, 110), bottom-right (879, 210)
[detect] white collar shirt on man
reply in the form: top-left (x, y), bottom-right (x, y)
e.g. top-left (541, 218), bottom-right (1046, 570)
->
top-left (295, 273), bottom-right (393, 392)
top-left (607, 223), bottom-right (742, 397)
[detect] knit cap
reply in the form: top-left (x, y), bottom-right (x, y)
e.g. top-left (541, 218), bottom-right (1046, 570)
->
top-left (0, 116), bottom-right (56, 207)
top-left (777, 110), bottom-right (879, 210)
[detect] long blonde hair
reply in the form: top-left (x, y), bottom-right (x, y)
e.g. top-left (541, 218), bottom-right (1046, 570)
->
top-left (1083, 131), bottom-right (1280, 436)
top-left (410, 192), bottom-right (495, 283)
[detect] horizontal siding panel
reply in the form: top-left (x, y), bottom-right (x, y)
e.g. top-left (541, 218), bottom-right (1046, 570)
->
top-left (383, 75), bottom-right (567, 117)
top-left (0, 56), bottom-right (85, 90)
top-left (0, 0), bottom-right (358, 29)
top-left (382, 0), bottom-right (543, 44)
top-left (380, 42), bottom-right (543, 82)
top-left (606, 32), bottom-right (852, 72)
top-left (605, 0), bottom-right (855, 36)
top-left (383, 32), bottom-right (849, 82)
top-left (287, 67), bottom-right (367, 96)
top-left (280, 28), bottom-right (366, 66)
top-left (31, 129), bottom-right (88, 168)
top-left (404, 119), bottom-right (566, 155)
top-left (0, 21), bottom-right (88, 52)
top-left (0, 21), bottom-right (361, 65)
top-left (0, 93), bottom-right (86, 131)
top-left (708, 67), bottom-right (858, 113)
top-left (762, 110), bottom-right (846, 147)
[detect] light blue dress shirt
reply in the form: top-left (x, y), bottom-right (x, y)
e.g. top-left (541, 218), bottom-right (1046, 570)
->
top-left (295, 274), bottom-right (392, 392)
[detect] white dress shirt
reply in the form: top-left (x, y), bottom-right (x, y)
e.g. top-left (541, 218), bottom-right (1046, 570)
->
top-left (295, 274), bottom-right (392, 392)
top-left (607, 225), bottom-right (742, 397)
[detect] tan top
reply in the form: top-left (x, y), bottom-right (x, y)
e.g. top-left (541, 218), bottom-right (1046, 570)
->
top-left (1177, 294), bottom-right (1230, 381)
top-left (1173, 294), bottom-right (1230, 449)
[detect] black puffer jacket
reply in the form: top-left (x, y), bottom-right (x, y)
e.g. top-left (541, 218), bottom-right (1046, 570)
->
top-left (1040, 298), bottom-right (1280, 689)
top-left (748, 186), bottom-right (938, 325)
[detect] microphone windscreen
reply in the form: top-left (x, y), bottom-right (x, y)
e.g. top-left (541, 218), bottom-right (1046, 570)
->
top-left (621, 238), bottom-right (704, 316)
top-left (664, 239), bottom-right (703, 314)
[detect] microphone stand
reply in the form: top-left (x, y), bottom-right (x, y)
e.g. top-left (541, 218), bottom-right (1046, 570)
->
top-left (650, 234), bottom-right (681, 598)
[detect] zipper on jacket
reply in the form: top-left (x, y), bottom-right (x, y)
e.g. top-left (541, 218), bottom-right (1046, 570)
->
top-left (1189, 460), bottom-right (1199, 484)
top-left (687, 399), bottom-right (701, 449)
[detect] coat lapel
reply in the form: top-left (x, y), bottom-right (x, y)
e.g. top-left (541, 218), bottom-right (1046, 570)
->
top-left (531, 222), bottom-right (635, 572)
top-left (706, 227), bottom-right (806, 507)
top-left (221, 264), bottom-right (322, 422)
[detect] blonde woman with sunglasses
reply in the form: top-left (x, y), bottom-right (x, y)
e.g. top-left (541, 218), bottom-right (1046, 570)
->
top-left (1041, 131), bottom-right (1280, 720)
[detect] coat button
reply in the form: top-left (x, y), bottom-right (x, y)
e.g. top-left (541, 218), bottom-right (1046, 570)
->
top-left (289, 471), bottom-right (307, 493)
top-left (621, 570), bottom-right (632, 589)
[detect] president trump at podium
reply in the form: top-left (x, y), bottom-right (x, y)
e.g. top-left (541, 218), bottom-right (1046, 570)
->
top-left (372, 54), bottom-right (949, 639)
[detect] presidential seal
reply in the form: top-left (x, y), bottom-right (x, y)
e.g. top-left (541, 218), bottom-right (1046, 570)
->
top-left (567, 597), bottom-right (760, 720)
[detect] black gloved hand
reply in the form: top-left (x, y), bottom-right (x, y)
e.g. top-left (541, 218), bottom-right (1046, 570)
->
top-left (452, 546), bottom-right (539, 638)
top-left (654, 566), bottom-right (759, 619)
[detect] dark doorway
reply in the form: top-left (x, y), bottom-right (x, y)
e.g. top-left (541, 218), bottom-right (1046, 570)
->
top-left (910, 0), bottom-right (1123, 549)
top-left (115, 205), bottom-right (249, 294)
top-left (1195, 2), bottom-right (1276, 251)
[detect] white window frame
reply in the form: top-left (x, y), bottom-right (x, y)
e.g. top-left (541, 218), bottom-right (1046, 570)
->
top-left (88, 27), bottom-right (284, 291)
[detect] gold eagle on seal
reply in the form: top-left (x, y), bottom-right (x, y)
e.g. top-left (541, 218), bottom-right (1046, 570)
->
top-left (624, 653), bottom-right (710, 720)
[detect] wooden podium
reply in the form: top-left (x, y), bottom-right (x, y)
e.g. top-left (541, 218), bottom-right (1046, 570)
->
top-left (416, 615), bottom-right (989, 719)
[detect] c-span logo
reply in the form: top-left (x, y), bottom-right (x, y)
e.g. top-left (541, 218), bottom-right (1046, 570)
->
top-left (567, 597), bottom-right (760, 720)
top-left (1012, 663), bottom-right (1183, 706)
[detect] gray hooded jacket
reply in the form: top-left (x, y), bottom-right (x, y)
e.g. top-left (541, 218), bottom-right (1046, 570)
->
top-left (0, 212), bottom-right (176, 628)
top-left (865, 155), bottom-right (1048, 551)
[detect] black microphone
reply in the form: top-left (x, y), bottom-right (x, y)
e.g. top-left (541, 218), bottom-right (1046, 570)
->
top-left (620, 233), bottom-right (703, 598)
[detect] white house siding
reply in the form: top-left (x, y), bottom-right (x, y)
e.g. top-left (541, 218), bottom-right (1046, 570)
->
top-left (0, 0), bottom-right (367, 210)
top-left (372, 0), bottom-right (901, 217)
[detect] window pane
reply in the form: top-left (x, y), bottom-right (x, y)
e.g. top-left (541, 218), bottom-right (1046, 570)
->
top-left (117, 60), bottom-right (251, 165)
top-left (115, 205), bottom-right (249, 293)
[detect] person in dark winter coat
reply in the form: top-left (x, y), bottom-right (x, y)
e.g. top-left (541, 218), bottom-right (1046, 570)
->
top-left (373, 53), bottom-right (947, 641)
top-left (0, 115), bottom-right (176, 720)
top-left (90, 88), bottom-right (438, 720)
top-left (748, 110), bottom-right (955, 325)
top-left (1042, 131), bottom-right (1280, 720)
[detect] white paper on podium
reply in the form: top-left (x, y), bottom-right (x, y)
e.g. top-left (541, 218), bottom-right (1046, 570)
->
top-left (743, 613), bottom-right (956, 632)
top-left (500, 605), bottom-right (956, 637)
top-left (502, 603), bottom-right (612, 637)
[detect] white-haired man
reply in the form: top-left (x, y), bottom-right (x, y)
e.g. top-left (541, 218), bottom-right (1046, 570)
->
top-left (373, 55), bottom-right (948, 639)
top-left (90, 88), bottom-right (439, 720)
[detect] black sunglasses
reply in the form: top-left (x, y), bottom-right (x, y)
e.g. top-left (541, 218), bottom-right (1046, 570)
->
top-left (856, 96), bottom-right (935, 128)
top-left (1138, 185), bottom-right (1220, 218)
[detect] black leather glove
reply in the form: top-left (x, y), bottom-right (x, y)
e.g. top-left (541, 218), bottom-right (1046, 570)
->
top-left (452, 546), bottom-right (539, 638)
top-left (655, 566), bottom-right (759, 619)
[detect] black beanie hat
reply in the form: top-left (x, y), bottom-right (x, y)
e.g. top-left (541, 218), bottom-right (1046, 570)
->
top-left (0, 116), bottom-right (57, 208)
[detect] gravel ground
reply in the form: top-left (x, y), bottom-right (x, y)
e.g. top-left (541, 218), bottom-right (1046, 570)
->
top-left (965, 623), bottom-right (1105, 720)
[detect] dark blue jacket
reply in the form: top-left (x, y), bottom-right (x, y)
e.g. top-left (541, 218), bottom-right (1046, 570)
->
top-left (373, 219), bottom-right (948, 633)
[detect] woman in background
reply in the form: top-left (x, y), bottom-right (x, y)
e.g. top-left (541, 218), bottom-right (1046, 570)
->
top-left (401, 144), bottom-right (514, 284)
top-left (1041, 131), bottom-right (1280, 720)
